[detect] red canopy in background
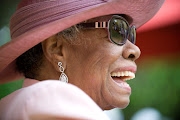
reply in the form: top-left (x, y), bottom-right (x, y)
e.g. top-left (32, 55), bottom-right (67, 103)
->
top-left (136, 0), bottom-right (180, 60)
top-left (138, 0), bottom-right (180, 32)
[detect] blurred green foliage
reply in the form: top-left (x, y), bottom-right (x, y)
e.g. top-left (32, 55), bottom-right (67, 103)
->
top-left (0, 0), bottom-right (21, 45)
top-left (0, 26), bottom-right (11, 46)
top-left (0, 0), bottom-right (23, 99)
top-left (0, 80), bottom-right (23, 99)
top-left (0, 0), bottom-right (21, 28)
top-left (123, 59), bottom-right (180, 120)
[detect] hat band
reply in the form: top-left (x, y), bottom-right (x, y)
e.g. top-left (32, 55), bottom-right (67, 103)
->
top-left (10, 0), bottom-right (107, 39)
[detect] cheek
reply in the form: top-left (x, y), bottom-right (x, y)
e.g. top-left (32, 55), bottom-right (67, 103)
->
top-left (64, 33), bottom-right (128, 108)
top-left (100, 75), bottom-right (130, 109)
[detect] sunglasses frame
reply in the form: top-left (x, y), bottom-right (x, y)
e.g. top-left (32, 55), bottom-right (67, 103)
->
top-left (77, 15), bottom-right (136, 46)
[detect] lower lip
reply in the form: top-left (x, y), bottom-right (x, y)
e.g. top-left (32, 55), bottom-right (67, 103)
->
top-left (113, 79), bottom-right (131, 92)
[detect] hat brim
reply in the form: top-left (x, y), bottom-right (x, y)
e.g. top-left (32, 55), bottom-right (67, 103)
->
top-left (0, 0), bottom-right (165, 84)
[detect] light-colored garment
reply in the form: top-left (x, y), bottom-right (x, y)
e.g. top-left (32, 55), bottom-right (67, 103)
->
top-left (0, 79), bottom-right (110, 120)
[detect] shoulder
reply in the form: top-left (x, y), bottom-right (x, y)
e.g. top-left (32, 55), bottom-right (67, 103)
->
top-left (0, 80), bottom-right (110, 120)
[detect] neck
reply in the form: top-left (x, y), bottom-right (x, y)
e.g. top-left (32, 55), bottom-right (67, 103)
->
top-left (36, 56), bottom-right (59, 81)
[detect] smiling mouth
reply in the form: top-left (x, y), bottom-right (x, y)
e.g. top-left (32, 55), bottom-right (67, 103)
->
top-left (111, 71), bottom-right (135, 81)
top-left (111, 71), bottom-right (135, 90)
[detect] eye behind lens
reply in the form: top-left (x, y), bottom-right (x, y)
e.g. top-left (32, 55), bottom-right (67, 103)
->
top-left (109, 15), bottom-right (129, 45)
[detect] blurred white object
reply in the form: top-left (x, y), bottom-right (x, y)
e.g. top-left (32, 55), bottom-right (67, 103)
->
top-left (0, 26), bottom-right (10, 46)
top-left (131, 108), bottom-right (162, 120)
top-left (104, 108), bottom-right (124, 120)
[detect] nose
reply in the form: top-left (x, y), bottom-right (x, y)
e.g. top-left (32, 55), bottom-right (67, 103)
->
top-left (122, 40), bottom-right (141, 61)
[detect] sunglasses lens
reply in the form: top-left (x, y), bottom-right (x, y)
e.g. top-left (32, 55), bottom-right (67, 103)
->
top-left (109, 16), bottom-right (129, 45)
top-left (129, 25), bottom-right (136, 44)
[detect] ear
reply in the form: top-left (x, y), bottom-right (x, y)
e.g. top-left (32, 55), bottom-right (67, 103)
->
top-left (41, 35), bottom-right (66, 72)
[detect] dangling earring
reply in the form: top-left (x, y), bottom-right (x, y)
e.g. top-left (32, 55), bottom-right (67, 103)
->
top-left (58, 62), bottom-right (68, 83)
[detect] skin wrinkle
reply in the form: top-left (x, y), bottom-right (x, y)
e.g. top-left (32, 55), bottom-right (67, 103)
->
top-left (83, 29), bottom-right (123, 109)
top-left (100, 63), bottom-right (114, 109)
top-left (102, 40), bottom-right (136, 108)
top-left (67, 29), bottom-right (109, 108)
top-left (68, 27), bottom-right (137, 109)
top-left (102, 62), bottom-right (130, 109)
top-left (90, 57), bottom-right (115, 110)
top-left (88, 55), bottom-right (107, 108)
top-left (16, 14), bottom-right (140, 110)
top-left (75, 33), bottom-right (109, 108)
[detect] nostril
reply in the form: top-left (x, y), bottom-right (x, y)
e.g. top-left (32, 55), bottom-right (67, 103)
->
top-left (128, 54), bottom-right (135, 59)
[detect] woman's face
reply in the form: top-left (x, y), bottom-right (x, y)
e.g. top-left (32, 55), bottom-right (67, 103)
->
top-left (63, 17), bottom-right (140, 110)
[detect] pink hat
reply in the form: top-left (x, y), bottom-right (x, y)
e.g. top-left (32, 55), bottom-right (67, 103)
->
top-left (0, 0), bottom-right (165, 84)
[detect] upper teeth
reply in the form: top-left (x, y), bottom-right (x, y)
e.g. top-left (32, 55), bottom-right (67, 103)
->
top-left (111, 71), bottom-right (135, 80)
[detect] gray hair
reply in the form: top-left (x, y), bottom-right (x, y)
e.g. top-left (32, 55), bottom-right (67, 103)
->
top-left (57, 25), bottom-right (83, 45)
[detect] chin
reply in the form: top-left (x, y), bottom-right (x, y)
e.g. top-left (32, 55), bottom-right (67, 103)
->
top-left (114, 97), bottom-right (130, 109)
top-left (118, 101), bottom-right (130, 109)
top-left (103, 97), bottom-right (130, 110)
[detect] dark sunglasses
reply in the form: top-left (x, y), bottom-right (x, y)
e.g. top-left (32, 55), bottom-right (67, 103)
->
top-left (77, 15), bottom-right (136, 46)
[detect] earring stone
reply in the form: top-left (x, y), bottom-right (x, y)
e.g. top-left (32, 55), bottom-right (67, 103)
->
top-left (58, 62), bottom-right (68, 83)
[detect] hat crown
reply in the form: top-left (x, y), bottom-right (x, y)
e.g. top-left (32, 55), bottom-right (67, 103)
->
top-left (11, 0), bottom-right (106, 39)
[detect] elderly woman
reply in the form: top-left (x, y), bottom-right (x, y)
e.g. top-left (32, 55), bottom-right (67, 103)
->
top-left (0, 0), bottom-right (165, 119)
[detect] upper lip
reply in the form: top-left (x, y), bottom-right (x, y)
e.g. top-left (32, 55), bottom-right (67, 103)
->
top-left (111, 66), bottom-right (137, 73)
